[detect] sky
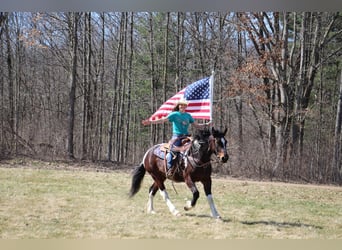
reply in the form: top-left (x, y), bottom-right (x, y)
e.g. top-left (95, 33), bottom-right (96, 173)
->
top-left (2, 0), bottom-right (341, 12)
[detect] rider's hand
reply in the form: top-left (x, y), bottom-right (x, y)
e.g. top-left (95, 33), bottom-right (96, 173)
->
top-left (142, 119), bottom-right (150, 126)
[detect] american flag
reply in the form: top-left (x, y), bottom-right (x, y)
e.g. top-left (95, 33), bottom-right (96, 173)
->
top-left (148, 76), bottom-right (212, 121)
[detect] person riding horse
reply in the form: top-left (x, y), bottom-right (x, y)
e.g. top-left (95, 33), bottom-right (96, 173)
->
top-left (129, 126), bottom-right (229, 218)
top-left (142, 99), bottom-right (211, 176)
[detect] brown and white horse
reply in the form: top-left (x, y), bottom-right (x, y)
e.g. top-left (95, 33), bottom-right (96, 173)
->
top-left (129, 127), bottom-right (229, 219)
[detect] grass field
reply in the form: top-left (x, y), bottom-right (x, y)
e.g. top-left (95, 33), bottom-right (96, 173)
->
top-left (0, 159), bottom-right (341, 239)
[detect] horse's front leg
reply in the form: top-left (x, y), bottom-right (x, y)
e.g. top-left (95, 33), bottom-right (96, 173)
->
top-left (202, 178), bottom-right (221, 219)
top-left (184, 176), bottom-right (199, 211)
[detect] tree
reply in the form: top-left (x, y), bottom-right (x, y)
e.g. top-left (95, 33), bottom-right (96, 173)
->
top-left (236, 12), bottom-right (342, 180)
top-left (333, 70), bottom-right (342, 183)
top-left (67, 12), bottom-right (80, 159)
top-left (107, 13), bottom-right (125, 161)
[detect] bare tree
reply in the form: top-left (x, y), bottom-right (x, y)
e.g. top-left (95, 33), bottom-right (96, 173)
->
top-left (67, 12), bottom-right (80, 159)
top-left (333, 70), bottom-right (342, 183)
top-left (148, 12), bottom-right (158, 144)
top-left (107, 13), bottom-right (124, 161)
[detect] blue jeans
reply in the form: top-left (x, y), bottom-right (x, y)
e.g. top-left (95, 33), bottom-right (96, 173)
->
top-left (166, 135), bottom-right (187, 169)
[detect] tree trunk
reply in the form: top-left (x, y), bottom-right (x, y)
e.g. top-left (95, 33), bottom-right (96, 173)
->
top-left (118, 12), bottom-right (128, 162)
top-left (0, 13), bottom-right (9, 155)
top-left (96, 13), bottom-right (105, 160)
top-left (107, 14), bottom-right (123, 161)
top-left (5, 14), bottom-right (16, 153)
top-left (81, 12), bottom-right (90, 159)
top-left (175, 12), bottom-right (186, 92)
top-left (149, 13), bottom-right (157, 144)
top-left (333, 70), bottom-right (342, 184)
top-left (124, 12), bottom-right (134, 161)
top-left (161, 13), bottom-right (170, 142)
top-left (236, 18), bottom-right (244, 164)
top-left (67, 12), bottom-right (79, 159)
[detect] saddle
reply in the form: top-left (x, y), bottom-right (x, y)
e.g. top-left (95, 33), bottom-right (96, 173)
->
top-left (153, 136), bottom-right (192, 160)
top-left (153, 137), bottom-right (192, 177)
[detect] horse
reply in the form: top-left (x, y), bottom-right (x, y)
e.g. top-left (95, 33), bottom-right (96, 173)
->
top-left (129, 127), bottom-right (229, 219)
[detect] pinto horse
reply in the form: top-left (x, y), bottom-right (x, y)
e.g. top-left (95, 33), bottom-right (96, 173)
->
top-left (129, 127), bottom-right (229, 219)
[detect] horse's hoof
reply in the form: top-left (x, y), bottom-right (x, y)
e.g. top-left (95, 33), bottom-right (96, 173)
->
top-left (147, 210), bottom-right (156, 214)
top-left (184, 200), bottom-right (193, 211)
top-left (172, 210), bottom-right (181, 216)
top-left (214, 215), bottom-right (222, 220)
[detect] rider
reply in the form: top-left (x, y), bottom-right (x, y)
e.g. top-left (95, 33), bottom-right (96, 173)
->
top-left (142, 98), bottom-right (211, 176)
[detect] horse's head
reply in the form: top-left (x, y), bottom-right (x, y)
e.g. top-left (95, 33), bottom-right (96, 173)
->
top-left (210, 127), bottom-right (229, 163)
top-left (191, 127), bottom-right (229, 164)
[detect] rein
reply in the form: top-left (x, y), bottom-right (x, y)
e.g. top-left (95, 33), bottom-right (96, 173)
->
top-left (187, 157), bottom-right (211, 168)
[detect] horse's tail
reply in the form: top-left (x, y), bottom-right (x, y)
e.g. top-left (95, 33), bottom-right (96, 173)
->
top-left (129, 162), bottom-right (146, 198)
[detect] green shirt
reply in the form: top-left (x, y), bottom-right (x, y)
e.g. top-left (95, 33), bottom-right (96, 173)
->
top-left (167, 111), bottom-right (194, 135)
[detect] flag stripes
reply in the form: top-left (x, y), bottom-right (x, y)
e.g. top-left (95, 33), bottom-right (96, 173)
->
top-left (148, 76), bottom-right (212, 121)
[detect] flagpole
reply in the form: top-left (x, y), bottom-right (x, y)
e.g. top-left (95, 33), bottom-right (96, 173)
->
top-left (210, 71), bottom-right (214, 123)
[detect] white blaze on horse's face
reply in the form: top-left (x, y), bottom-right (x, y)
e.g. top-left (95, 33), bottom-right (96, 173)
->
top-left (216, 137), bottom-right (229, 163)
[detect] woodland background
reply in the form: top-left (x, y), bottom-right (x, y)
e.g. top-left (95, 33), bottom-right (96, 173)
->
top-left (0, 12), bottom-right (341, 184)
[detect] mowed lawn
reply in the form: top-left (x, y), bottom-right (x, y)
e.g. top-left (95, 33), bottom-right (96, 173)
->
top-left (0, 160), bottom-right (341, 239)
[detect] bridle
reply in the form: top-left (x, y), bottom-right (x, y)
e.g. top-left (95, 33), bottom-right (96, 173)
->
top-left (186, 133), bottom-right (226, 168)
top-left (213, 136), bottom-right (228, 161)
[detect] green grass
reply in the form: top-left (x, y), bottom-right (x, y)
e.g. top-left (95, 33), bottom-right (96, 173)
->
top-left (0, 161), bottom-right (341, 239)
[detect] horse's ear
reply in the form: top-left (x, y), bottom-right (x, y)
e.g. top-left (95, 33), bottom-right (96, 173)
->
top-left (211, 127), bottom-right (221, 138)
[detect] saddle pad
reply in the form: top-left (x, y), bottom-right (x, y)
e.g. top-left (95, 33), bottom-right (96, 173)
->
top-left (153, 144), bottom-right (168, 160)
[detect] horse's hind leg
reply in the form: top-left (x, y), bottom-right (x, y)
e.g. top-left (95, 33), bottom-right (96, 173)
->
top-left (155, 179), bottom-right (181, 216)
top-left (159, 188), bottom-right (181, 216)
top-left (147, 182), bottom-right (180, 216)
top-left (147, 183), bottom-right (158, 214)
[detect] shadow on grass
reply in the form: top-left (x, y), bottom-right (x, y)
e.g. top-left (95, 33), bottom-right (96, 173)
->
top-left (184, 213), bottom-right (232, 223)
top-left (184, 213), bottom-right (323, 229)
top-left (241, 220), bottom-right (323, 229)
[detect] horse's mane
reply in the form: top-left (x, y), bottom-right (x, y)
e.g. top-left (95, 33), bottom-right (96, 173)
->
top-left (193, 128), bottom-right (211, 142)
top-left (193, 127), bottom-right (227, 141)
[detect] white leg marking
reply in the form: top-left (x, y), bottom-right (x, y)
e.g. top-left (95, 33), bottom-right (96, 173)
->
top-left (159, 190), bottom-right (180, 216)
top-left (184, 200), bottom-right (193, 211)
top-left (207, 194), bottom-right (221, 219)
top-left (147, 191), bottom-right (156, 214)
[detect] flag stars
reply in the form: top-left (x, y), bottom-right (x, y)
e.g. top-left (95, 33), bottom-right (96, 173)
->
top-left (185, 77), bottom-right (210, 100)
